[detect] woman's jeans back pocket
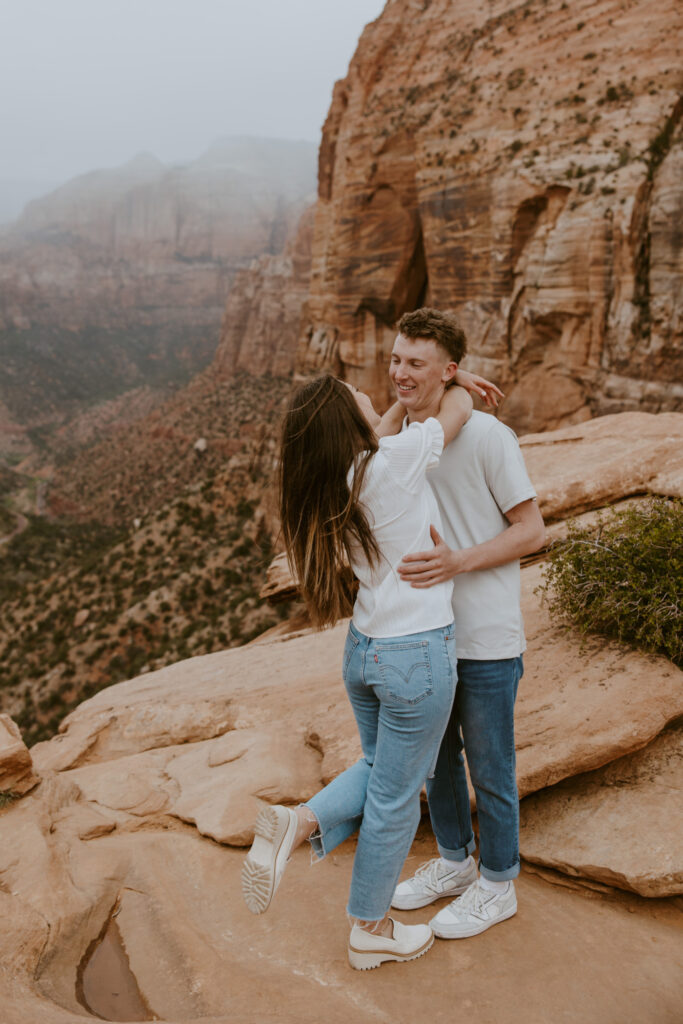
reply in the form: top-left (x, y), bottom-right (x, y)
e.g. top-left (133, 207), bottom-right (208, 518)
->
top-left (376, 640), bottom-right (433, 704)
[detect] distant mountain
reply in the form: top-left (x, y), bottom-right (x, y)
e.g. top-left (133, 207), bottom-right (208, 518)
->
top-left (0, 137), bottom-right (317, 456)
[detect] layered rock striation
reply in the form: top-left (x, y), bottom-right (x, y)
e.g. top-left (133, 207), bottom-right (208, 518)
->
top-left (212, 204), bottom-right (315, 377)
top-left (297, 0), bottom-right (683, 433)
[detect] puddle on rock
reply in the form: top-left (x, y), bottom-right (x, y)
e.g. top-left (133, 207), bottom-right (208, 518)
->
top-left (77, 912), bottom-right (154, 1022)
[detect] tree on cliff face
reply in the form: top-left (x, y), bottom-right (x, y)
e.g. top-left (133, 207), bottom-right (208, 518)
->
top-left (297, 0), bottom-right (683, 434)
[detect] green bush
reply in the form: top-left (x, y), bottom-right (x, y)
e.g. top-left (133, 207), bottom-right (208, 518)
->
top-left (539, 499), bottom-right (682, 665)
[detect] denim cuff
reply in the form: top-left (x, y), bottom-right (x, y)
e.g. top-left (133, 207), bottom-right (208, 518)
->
top-left (346, 903), bottom-right (386, 922)
top-left (479, 859), bottom-right (520, 881)
top-left (436, 835), bottom-right (476, 861)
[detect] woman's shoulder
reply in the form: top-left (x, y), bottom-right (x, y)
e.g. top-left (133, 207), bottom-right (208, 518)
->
top-left (374, 417), bottom-right (443, 491)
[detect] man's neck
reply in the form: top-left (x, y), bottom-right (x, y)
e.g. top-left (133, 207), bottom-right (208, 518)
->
top-left (406, 400), bottom-right (441, 424)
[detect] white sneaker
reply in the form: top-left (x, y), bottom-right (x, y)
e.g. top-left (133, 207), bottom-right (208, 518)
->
top-left (392, 857), bottom-right (479, 910)
top-left (348, 919), bottom-right (434, 970)
top-left (430, 879), bottom-right (517, 938)
top-left (241, 805), bottom-right (297, 914)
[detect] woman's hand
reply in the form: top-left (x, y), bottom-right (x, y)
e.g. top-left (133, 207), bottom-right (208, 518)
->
top-left (453, 369), bottom-right (504, 409)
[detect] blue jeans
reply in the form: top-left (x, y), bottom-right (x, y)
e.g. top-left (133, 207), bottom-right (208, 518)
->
top-left (305, 622), bottom-right (457, 920)
top-left (426, 656), bottom-right (523, 881)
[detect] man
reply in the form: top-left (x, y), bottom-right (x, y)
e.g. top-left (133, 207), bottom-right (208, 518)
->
top-left (389, 307), bottom-right (546, 938)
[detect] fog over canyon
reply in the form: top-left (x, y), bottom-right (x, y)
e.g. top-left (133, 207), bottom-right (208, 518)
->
top-left (0, 137), bottom-right (316, 462)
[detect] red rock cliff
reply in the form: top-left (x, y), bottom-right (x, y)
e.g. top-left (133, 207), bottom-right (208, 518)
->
top-left (212, 205), bottom-right (315, 377)
top-left (298, 0), bottom-right (683, 432)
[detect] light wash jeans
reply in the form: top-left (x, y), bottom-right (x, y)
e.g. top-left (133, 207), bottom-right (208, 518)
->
top-left (426, 656), bottom-right (524, 881)
top-left (305, 621), bottom-right (456, 921)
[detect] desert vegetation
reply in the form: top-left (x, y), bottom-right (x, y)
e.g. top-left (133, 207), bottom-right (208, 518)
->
top-left (540, 498), bottom-right (682, 666)
top-left (0, 374), bottom-right (299, 745)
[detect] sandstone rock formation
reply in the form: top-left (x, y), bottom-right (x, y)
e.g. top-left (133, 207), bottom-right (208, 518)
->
top-left (25, 553), bottom-right (683, 862)
top-left (0, 714), bottom-right (39, 795)
top-left (519, 721), bottom-right (683, 898)
top-left (2, 798), bottom-right (681, 1024)
top-left (256, 560), bottom-right (683, 809)
top-left (213, 204), bottom-right (315, 377)
top-left (297, 0), bottom-right (683, 433)
top-left (254, 411), bottom-right (683, 888)
top-left (0, 137), bottom-right (315, 446)
top-left (521, 410), bottom-right (683, 518)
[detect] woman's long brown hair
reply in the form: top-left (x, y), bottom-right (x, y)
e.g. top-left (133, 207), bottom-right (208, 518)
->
top-left (279, 375), bottom-right (381, 629)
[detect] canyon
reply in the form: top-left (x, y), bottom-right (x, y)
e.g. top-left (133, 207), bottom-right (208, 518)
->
top-left (3, 0), bottom-right (682, 754)
top-left (2, 0), bottom-right (682, 734)
top-left (0, 1), bottom-right (682, 1019)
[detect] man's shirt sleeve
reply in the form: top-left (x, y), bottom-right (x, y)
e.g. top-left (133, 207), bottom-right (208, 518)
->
top-left (481, 423), bottom-right (537, 514)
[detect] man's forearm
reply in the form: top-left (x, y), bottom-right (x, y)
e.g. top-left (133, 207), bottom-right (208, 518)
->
top-left (398, 499), bottom-right (546, 587)
top-left (452, 518), bottom-right (545, 574)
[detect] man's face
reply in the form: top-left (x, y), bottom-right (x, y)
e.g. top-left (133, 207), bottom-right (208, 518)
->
top-left (389, 334), bottom-right (457, 418)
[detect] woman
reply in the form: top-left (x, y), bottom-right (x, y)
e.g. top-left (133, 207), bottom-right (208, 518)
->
top-left (242, 371), bottom-right (497, 970)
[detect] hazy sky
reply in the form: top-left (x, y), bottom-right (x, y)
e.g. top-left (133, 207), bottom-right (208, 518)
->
top-left (0, 0), bottom-right (385, 195)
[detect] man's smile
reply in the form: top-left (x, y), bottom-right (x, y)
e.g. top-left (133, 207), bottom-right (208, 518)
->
top-left (389, 331), bottom-right (460, 419)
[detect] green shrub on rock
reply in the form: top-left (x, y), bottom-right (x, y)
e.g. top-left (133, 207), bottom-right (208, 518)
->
top-left (539, 498), bottom-right (682, 666)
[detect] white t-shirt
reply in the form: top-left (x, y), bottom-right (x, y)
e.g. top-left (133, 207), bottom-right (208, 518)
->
top-left (348, 418), bottom-right (454, 638)
top-left (426, 411), bottom-right (537, 660)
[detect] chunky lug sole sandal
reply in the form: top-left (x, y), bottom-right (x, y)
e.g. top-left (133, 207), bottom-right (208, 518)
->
top-left (348, 924), bottom-right (434, 971)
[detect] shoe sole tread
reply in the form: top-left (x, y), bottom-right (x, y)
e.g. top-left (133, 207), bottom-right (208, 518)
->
top-left (241, 806), bottom-right (292, 915)
top-left (348, 933), bottom-right (434, 970)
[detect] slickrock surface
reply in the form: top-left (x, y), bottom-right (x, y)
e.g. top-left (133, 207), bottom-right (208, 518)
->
top-left (4, 424), bottom-right (682, 1023)
top-left (520, 722), bottom-right (683, 898)
top-left (298, 0), bottom-right (683, 433)
top-left (522, 411), bottom-right (683, 519)
top-left (1, 811), bottom-right (681, 1024)
top-left (0, 713), bottom-right (40, 795)
top-left (516, 563), bottom-right (682, 794)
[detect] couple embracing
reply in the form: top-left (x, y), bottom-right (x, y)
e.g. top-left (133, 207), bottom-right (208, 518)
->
top-left (242, 307), bottom-right (545, 970)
